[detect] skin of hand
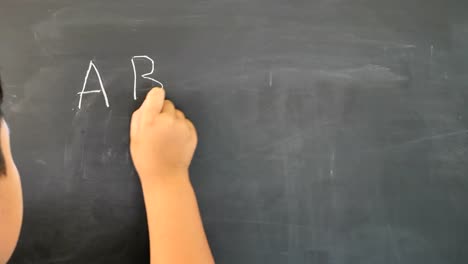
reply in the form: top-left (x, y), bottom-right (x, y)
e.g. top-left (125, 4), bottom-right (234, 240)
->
top-left (130, 88), bottom-right (214, 264)
top-left (0, 120), bottom-right (23, 264)
top-left (130, 87), bottom-right (197, 184)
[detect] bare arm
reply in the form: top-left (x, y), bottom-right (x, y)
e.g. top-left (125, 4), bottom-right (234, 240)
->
top-left (130, 88), bottom-right (214, 264)
top-left (0, 121), bottom-right (23, 264)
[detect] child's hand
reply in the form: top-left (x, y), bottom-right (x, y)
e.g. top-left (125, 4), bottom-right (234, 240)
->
top-left (130, 88), bottom-right (197, 185)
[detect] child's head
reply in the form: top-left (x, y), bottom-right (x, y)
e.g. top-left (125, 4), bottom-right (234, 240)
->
top-left (0, 76), bottom-right (23, 263)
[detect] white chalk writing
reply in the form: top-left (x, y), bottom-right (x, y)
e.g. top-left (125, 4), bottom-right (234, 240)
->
top-left (77, 55), bottom-right (164, 109)
top-left (131, 55), bottom-right (164, 100)
top-left (77, 60), bottom-right (109, 109)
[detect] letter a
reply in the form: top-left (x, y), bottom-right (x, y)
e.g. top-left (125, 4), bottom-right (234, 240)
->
top-left (77, 60), bottom-right (110, 109)
top-left (131, 55), bottom-right (164, 100)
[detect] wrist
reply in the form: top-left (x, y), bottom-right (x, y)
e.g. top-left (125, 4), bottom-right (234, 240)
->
top-left (138, 167), bottom-right (191, 191)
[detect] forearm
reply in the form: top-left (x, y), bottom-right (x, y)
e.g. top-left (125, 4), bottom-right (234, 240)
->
top-left (141, 172), bottom-right (214, 264)
top-left (0, 125), bottom-right (23, 263)
top-left (0, 171), bottom-right (22, 263)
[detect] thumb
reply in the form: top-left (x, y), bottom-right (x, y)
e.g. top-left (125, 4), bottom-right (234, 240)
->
top-left (139, 88), bottom-right (165, 123)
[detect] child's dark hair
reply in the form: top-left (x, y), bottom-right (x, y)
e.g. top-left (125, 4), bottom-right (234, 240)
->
top-left (0, 75), bottom-right (6, 176)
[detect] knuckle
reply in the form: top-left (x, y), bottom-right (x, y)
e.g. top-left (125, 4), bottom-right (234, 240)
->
top-left (186, 119), bottom-right (195, 129)
top-left (164, 100), bottom-right (174, 107)
top-left (160, 112), bottom-right (174, 122)
top-left (176, 110), bottom-right (185, 117)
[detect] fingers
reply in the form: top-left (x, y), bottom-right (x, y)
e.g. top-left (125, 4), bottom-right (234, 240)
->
top-left (137, 88), bottom-right (190, 128)
top-left (186, 118), bottom-right (198, 144)
top-left (162, 100), bottom-right (176, 115)
top-left (175, 110), bottom-right (185, 119)
top-left (186, 118), bottom-right (197, 137)
top-left (140, 88), bottom-right (165, 123)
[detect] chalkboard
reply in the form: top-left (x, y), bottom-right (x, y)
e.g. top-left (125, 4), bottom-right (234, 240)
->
top-left (2, 0), bottom-right (468, 263)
